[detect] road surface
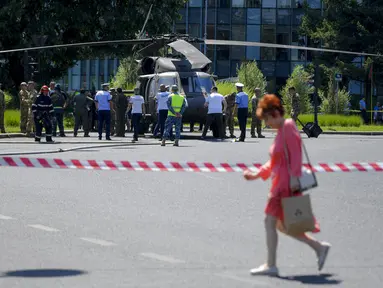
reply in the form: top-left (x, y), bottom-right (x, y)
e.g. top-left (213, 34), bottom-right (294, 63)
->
top-left (0, 131), bottom-right (381, 287)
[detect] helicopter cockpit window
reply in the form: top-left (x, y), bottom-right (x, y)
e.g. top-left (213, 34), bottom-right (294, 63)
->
top-left (193, 76), bottom-right (214, 93)
top-left (158, 77), bottom-right (177, 89)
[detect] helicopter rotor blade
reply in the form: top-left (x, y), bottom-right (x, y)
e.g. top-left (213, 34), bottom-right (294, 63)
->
top-left (0, 39), bottom-right (153, 54)
top-left (168, 39), bottom-right (211, 69)
top-left (204, 39), bottom-right (382, 58)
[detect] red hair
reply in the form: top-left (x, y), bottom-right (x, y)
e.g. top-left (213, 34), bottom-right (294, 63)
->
top-left (256, 94), bottom-right (285, 120)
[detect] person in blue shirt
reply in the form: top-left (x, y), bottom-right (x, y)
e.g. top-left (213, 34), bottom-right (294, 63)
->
top-left (234, 83), bottom-right (249, 142)
top-left (359, 96), bottom-right (367, 124)
top-left (95, 83), bottom-right (112, 140)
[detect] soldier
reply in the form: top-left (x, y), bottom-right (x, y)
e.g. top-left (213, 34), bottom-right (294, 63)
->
top-left (26, 81), bottom-right (38, 136)
top-left (19, 82), bottom-right (29, 133)
top-left (110, 88), bottom-right (117, 136)
top-left (32, 85), bottom-right (54, 143)
top-left (225, 92), bottom-right (236, 138)
top-left (50, 84), bottom-right (67, 137)
top-left (0, 84), bottom-right (5, 133)
top-left (73, 89), bottom-right (93, 137)
top-left (289, 87), bottom-right (300, 121)
top-left (115, 88), bottom-right (128, 137)
top-left (251, 88), bottom-right (265, 138)
top-left (161, 85), bottom-right (187, 147)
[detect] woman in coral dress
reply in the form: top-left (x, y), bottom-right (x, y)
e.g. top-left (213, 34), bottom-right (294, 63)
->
top-left (243, 94), bottom-right (331, 276)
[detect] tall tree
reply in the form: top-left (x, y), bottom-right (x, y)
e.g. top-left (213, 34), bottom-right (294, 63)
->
top-left (301, 0), bottom-right (383, 90)
top-left (0, 0), bottom-right (186, 88)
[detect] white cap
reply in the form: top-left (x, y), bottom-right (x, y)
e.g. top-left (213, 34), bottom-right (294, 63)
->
top-left (235, 82), bottom-right (244, 87)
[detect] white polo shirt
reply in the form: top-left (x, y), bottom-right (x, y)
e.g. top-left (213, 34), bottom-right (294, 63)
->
top-left (129, 95), bottom-right (145, 114)
top-left (206, 92), bottom-right (224, 114)
top-left (156, 92), bottom-right (170, 111)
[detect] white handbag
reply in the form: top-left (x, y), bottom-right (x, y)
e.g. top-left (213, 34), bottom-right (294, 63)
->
top-left (283, 123), bottom-right (318, 193)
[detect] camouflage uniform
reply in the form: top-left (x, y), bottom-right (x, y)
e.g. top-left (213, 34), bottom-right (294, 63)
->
top-left (225, 92), bottom-right (236, 138)
top-left (0, 88), bottom-right (5, 133)
top-left (19, 83), bottom-right (29, 133)
top-left (250, 95), bottom-right (264, 138)
top-left (26, 83), bottom-right (38, 134)
top-left (110, 89), bottom-right (117, 136)
top-left (291, 93), bottom-right (300, 121)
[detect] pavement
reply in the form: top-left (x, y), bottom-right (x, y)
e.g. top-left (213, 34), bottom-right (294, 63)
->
top-left (0, 131), bottom-right (382, 287)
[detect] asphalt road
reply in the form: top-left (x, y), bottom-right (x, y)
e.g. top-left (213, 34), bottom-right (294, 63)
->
top-left (0, 131), bottom-right (382, 287)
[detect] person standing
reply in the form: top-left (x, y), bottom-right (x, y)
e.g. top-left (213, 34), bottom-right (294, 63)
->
top-left (201, 86), bottom-right (227, 140)
top-left (50, 84), bottom-right (67, 137)
top-left (225, 92), bottom-right (236, 138)
top-left (115, 88), bottom-right (128, 137)
top-left (161, 85), bottom-right (187, 147)
top-left (289, 87), bottom-right (300, 122)
top-left (19, 82), bottom-right (29, 134)
top-left (359, 96), bottom-right (368, 124)
top-left (110, 88), bottom-right (117, 136)
top-left (234, 83), bottom-right (249, 142)
top-left (128, 88), bottom-right (145, 142)
top-left (32, 85), bottom-right (54, 143)
top-left (26, 81), bottom-right (38, 136)
top-left (95, 83), bottom-right (112, 140)
top-left (0, 84), bottom-right (5, 133)
top-left (243, 94), bottom-right (330, 276)
top-left (154, 84), bottom-right (170, 138)
top-left (251, 88), bottom-right (265, 138)
top-left (73, 89), bottom-right (93, 137)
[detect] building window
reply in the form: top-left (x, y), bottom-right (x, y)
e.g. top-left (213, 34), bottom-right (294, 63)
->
top-left (81, 61), bottom-right (87, 88)
top-left (208, 0), bottom-right (217, 7)
top-left (293, 9), bottom-right (304, 25)
top-left (277, 0), bottom-right (291, 8)
top-left (307, 0), bottom-right (321, 8)
top-left (189, 0), bottom-right (203, 7)
top-left (217, 60), bottom-right (230, 77)
top-left (246, 0), bottom-right (261, 7)
top-left (232, 0), bottom-right (245, 7)
top-left (217, 25), bottom-right (230, 40)
top-left (262, 9), bottom-right (276, 24)
top-left (261, 61), bottom-right (276, 77)
top-left (206, 24), bottom-right (215, 38)
top-left (294, 0), bottom-right (304, 8)
top-left (108, 59), bottom-right (115, 78)
top-left (218, 0), bottom-right (230, 7)
top-left (291, 28), bottom-right (306, 60)
top-left (90, 60), bottom-right (96, 76)
top-left (231, 25), bottom-right (246, 60)
top-left (175, 24), bottom-right (186, 34)
top-left (275, 62), bottom-right (290, 77)
top-left (261, 48), bottom-right (276, 60)
top-left (189, 8), bottom-right (201, 24)
top-left (188, 24), bottom-right (200, 37)
top-left (204, 8), bottom-right (216, 24)
top-left (262, 0), bottom-right (277, 8)
top-left (247, 8), bottom-right (261, 24)
top-left (261, 24), bottom-right (276, 43)
top-left (277, 9), bottom-right (291, 25)
top-left (217, 8), bottom-right (230, 24)
top-left (217, 47), bottom-right (230, 60)
top-left (231, 60), bottom-right (241, 76)
top-left (246, 25), bottom-right (261, 60)
top-left (232, 8), bottom-right (246, 24)
top-left (276, 26), bottom-right (290, 60)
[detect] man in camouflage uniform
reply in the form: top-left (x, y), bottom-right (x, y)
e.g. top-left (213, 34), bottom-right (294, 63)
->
top-left (19, 82), bottom-right (29, 133)
top-left (224, 92), bottom-right (236, 138)
top-left (251, 88), bottom-right (265, 138)
top-left (289, 87), bottom-right (300, 121)
top-left (0, 84), bottom-right (5, 133)
top-left (110, 88), bottom-right (117, 136)
top-left (115, 88), bottom-right (128, 137)
top-left (26, 81), bottom-right (38, 136)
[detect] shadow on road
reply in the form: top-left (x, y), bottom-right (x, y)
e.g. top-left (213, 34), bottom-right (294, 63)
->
top-left (277, 273), bottom-right (342, 285)
top-left (1, 269), bottom-right (87, 278)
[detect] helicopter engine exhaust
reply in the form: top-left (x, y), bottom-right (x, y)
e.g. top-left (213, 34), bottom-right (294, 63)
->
top-left (140, 57), bottom-right (157, 74)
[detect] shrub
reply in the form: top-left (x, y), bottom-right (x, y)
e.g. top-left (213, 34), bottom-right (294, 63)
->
top-left (5, 110), bottom-right (20, 127)
top-left (216, 81), bottom-right (236, 96)
top-left (237, 61), bottom-right (267, 95)
top-left (110, 57), bottom-right (138, 89)
top-left (298, 114), bottom-right (361, 127)
top-left (280, 65), bottom-right (313, 115)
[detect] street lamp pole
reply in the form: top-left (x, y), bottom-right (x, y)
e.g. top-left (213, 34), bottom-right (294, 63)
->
top-left (204, 0), bottom-right (208, 55)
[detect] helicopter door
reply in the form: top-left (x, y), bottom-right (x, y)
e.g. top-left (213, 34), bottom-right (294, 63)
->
top-left (147, 77), bottom-right (157, 116)
top-left (180, 76), bottom-right (193, 96)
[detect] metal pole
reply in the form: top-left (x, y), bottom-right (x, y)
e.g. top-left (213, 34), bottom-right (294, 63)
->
top-left (336, 80), bottom-right (339, 114)
top-left (204, 0), bottom-right (208, 55)
top-left (313, 63), bottom-right (319, 125)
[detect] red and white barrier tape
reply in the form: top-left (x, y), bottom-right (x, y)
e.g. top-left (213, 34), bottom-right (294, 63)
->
top-left (0, 157), bottom-right (382, 173)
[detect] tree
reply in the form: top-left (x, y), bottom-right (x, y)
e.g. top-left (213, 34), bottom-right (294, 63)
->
top-left (0, 0), bottom-right (186, 90)
top-left (110, 57), bottom-right (139, 90)
top-left (300, 0), bottom-right (383, 88)
top-left (280, 65), bottom-right (313, 115)
top-left (237, 61), bottom-right (267, 95)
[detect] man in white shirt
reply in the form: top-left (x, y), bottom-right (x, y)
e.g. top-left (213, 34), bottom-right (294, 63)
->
top-left (153, 84), bottom-right (170, 138)
top-left (201, 86), bottom-right (227, 140)
top-left (95, 83), bottom-right (112, 140)
top-left (128, 87), bottom-right (146, 142)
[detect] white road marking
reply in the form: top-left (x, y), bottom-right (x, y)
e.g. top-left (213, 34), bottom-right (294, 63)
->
top-left (215, 273), bottom-right (271, 286)
top-left (28, 224), bottom-right (59, 232)
top-left (140, 253), bottom-right (186, 264)
top-left (0, 214), bottom-right (14, 220)
top-left (80, 237), bottom-right (117, 247)
top-left (197, 172), bottom-right (221, 180)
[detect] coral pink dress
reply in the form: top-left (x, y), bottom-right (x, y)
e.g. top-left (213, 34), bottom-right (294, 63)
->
top-left (258, 119), bottom-right (320, 233)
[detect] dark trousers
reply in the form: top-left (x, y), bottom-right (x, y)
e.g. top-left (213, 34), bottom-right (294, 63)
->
top-left (35, 117), bottom-right (53, 140)
top-left (361, 109), bottom-right (368, 124)
top-left (116, 109), bottom-right (127, 136)
top-left (132, 113), bottom-right (142, 140)
top-left (155, 110), bottom-right (168, 137)
top-left (202, 113), bottom-right (224, 139)
top-left (52, 112), bottom-right (64, 136)
top-left (237, 108), bottom-right (248, 141)
top-left (98, 110), bottom-right (111, 138)
top-left (74, 111), bottom-right (89, 135)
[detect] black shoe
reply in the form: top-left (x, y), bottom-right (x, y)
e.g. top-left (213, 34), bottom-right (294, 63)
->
top-left (258, 134), bottom-right (265, 138)
top-left (34, 137), bottom-right (40, 142)
top-left (98, 136), bottom-right (102, 140)
top-left (251, 135), bottom-right (257, 138)
top-left (46, 136), bottom-right (54, 143)
top-left (106, 137), bottom-right (112, 140)
top-left (84, 134), bottom-right (90, 137)
top-left (60, 134), bottom-right (66, 137)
